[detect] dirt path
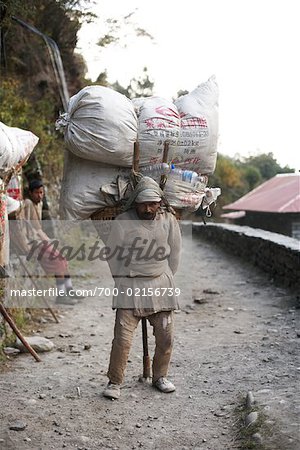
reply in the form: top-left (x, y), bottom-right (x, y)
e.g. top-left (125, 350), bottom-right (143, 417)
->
top-left (0, 231), bottom-right (299, 450)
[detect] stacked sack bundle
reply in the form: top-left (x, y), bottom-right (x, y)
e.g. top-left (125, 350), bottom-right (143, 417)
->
top-left (134, 75), bottom-right (218, 173)
top-left (134, 76), bottom-right (220, 211)
top-left (0, 121), bottom-right (39, 266)
top-left (131, 96), bottom-right (181, 165)
top-left (59, 150), bottom-right (131, 220)
top-left (173, 75), bottom-right (218, 173)
top-left (58, 77), bottom-right (220, 219)
top-left (0, 121), bottom-right (39, 174)
top-left (56, 86), bottom-right (137, 220)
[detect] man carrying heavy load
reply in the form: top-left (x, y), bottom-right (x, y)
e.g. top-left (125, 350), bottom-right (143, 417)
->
top-left (103, 177), bottom-right (182, 400)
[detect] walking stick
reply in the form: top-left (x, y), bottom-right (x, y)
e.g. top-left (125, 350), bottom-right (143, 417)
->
top-left (142, 315), bottom-right (151, 378)
top-left (16, 254), bottom-right (59, 323)
top-left (0, 302), bottom-right (41, 362)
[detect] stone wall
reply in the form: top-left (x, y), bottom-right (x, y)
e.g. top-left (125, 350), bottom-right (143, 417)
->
top-left (192, 223), bottom-right (300, 292)
top-left (227, 211), bottom-right (300, 239)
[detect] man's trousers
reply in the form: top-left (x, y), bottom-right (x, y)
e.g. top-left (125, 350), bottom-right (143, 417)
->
top-left (107, 309), bottom-right (174, 384)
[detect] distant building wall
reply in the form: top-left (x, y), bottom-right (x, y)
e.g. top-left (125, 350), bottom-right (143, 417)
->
top-left (224, 211), bottom-right (300, 240)
top-left (193, 223), bottom-right (300, 292)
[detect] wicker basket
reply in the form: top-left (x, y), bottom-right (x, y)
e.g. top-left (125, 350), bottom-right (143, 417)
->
top-left (174, 209), bottom-right (182, 220)
top-left (91, 205), bottom-right (122, 221)
top-left (91, 205), bottom-right (182, 222)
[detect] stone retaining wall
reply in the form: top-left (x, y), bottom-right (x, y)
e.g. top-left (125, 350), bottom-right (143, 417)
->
top-left (192, 222), bottom-right (300, 292)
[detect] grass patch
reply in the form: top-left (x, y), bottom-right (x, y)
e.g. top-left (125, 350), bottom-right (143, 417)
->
top-left (233, 394), bottom-right (272, 449)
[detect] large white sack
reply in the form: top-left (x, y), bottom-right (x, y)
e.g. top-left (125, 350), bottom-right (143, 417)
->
top-left (0, 122), bottom-right (39, 171)
top-left (132, 97), bottom-right (180, 166)
top-left (0, 191), bottom-right (9, 267)
top-left (56, 86), bottom-right (138, 167)
top-left (163, 179), bottom-right (207, 212)
top-left (59, 150), bottom-right (130, 220)
top-left (172, 76), bottom-right (219, 174)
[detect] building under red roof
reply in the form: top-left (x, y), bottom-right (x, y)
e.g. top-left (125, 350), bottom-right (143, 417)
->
top-left (223, 173), bottom-right (300, 213)
top-left (222, 173), bottom-right (300, 239)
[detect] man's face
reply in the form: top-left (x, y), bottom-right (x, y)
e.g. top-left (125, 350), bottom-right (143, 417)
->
top-left (30, 187), bottom-right (44, 204)
top-left (135, 201), bottom-right (161, 220)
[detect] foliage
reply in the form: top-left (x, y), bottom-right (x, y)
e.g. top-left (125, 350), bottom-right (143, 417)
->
top-left (0, 77), bottom-right (64, 178)
top-left (0, 0), bottom-right (92, 188)
top-left (111, 67), bottom-right (154, 99)
top-left (93, 8), bottom-right (154, 98)
top-left (243, 153), bottom-right (293, 180)
top-left (1, 0), bottom-right (91, 97)
top-left (207, 151), bottom-right (294, 220)
top-left (109, 79), bottom-right (129, 97)
top-left (97, 11), bottom-right (153, 49)
top-left (241, 165), bottom-right (262, 191)
top-left (127, 67), bottom-right (154, 98)
top-left (0, 78), bottom-right (31, 127)
top-left (233, 397), bottom-right (270, 450)
top-left (175, 89), bottom-right (189, 100)
top-left (209, 154), bottom-right (244, 212)
top-left (95, 70), bottom-right (109, 86)
top-left (93, 66), bottom-right (154, 98)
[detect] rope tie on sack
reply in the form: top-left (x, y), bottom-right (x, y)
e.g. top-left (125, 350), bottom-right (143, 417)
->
top-left (55, 112), bottom-right (70, 130)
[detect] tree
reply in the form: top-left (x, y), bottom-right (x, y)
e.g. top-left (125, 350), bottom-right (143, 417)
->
top-left (127, 67), bottom-right (154, 98)
top-left (175, 89), bottom-right (189, 100)
top-left (208, 154), bottom-right (245, 211)
top-left (95, 70), bottom-right (109, 86)
top-left (1, 0), bottom-right (93, 97)
top-left (0, 1), bottom-right (94, 187)
top-left (110, 67), bottom-right (154, 99)
top-left (205, 151), bottom-right (295, 221)
top-left (242, 165), bottom-right (262, 191)
top-left (97, 11), bottom-right (153, 49)
top-left (93, 9), bottom-right (154, 97)
top-left (110, 80), bottom-right (130, 97)
top-left (244, 152), bottom-right (293, 181)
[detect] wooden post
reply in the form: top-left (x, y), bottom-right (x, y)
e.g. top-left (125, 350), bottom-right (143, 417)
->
top-left (159, 141), bottom-right (169, 190)
top-left (0, 303), bottom-right (41, 362)
top-left (142, 315), bottom-right (151, 378)
top-left (133, 141), bottom-right (140, 175)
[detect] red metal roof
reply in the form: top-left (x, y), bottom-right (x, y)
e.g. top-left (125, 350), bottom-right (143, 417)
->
top-left (223, 173), bottom-right (300, 213)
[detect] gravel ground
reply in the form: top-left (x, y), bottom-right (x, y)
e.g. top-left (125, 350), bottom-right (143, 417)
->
top-left (0, 230), bottom-right (299, 450)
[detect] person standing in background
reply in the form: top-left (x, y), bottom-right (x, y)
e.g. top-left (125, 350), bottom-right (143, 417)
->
top-left (23, 179), bottom-right (84, 305)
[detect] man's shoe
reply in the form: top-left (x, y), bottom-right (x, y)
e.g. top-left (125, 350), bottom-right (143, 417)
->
top-left (55, 295), bottom-right (78, 306)
top-left (103, 382), bottom-right (121, 400)
top-left (153, 377), bottom-right (176, 393)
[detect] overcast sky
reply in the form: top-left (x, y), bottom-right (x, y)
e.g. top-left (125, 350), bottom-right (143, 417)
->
top-left (77, 0), bottom-right (300, 170)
